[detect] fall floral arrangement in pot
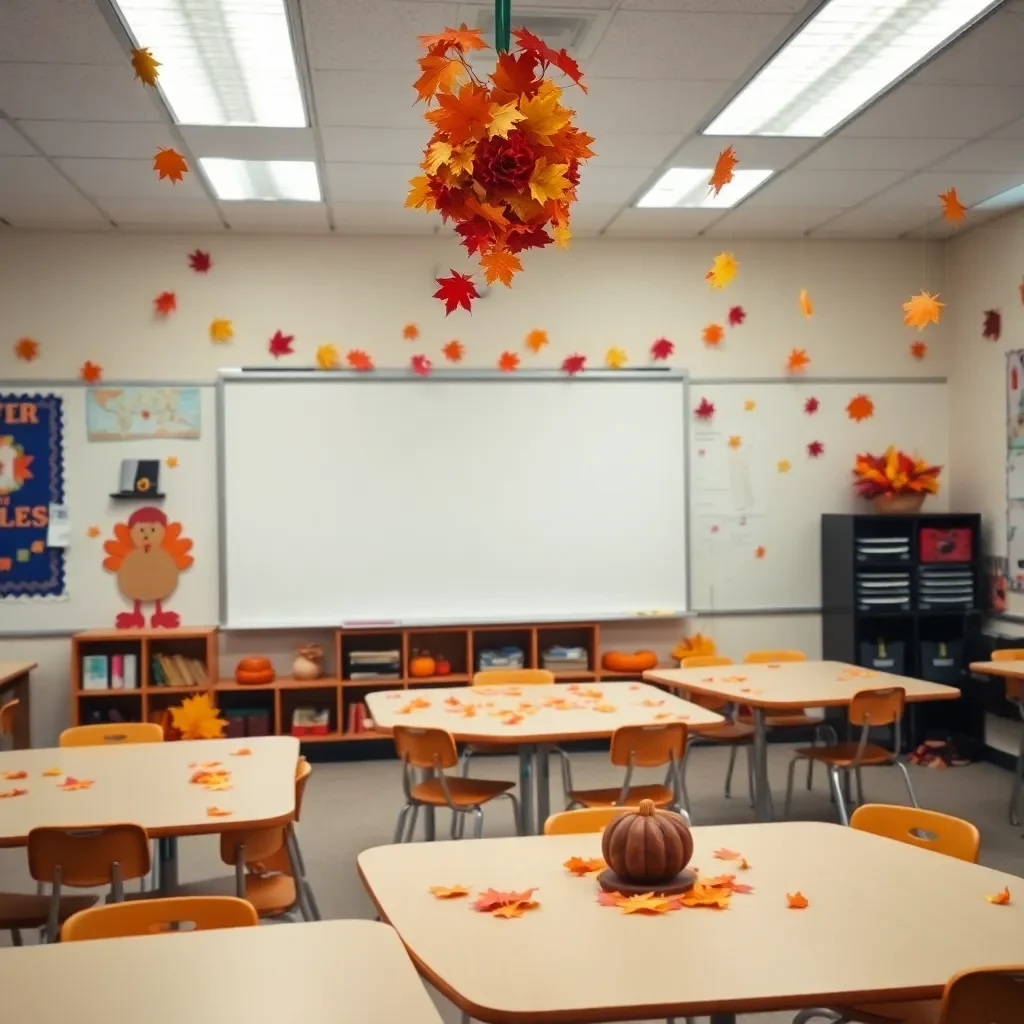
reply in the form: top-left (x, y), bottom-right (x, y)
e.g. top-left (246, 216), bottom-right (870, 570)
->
top-left (853, 446), bottom-right (942, 512)
top-left (406, 21), bottom-right (593, 312)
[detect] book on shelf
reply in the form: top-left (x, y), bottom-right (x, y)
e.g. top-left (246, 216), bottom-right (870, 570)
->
top-left (349, 671), bottom-right (401, 680)
top-left (82, 655), bottom-right (109, 691)
top-left (111, 654), bottom-right (124, 690)
top-left (350, 650), bottom-right (401, 664)
top-left (122, 653), bottom-right (138, 689)
top-left (346, 702), bottom-right (370, 734)
top-left (150, 653), bottom-right (207, 687)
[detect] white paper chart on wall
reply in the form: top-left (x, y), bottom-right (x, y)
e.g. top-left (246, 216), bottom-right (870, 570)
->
top-left (689, 380), bottom-right (949, 612)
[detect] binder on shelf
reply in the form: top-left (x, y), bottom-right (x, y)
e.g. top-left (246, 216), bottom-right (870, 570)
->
top-left (82, 655), bottom-right (109, 691)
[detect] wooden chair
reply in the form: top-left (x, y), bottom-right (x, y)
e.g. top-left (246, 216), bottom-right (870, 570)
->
top-left (59, 722), bottom-right (164, 747)
top-left (0, 698), bottom-right (18, 751)
top-left (992, 649), bottom-right (1024, 825)
top-left (61, 895), bottom-right (258, 941)
top-left (562, 723), bottom-right (689, 817)
top-left (850, 804), bottom-right (980, 863)
top-left (393, 726), bottom-right (521, 841)
top-left (0, 824), bottom-right (152, 943)
top-left (544, 807), bottom-right (624, 835)
top-left (784, 688), bottom-right (916, 825)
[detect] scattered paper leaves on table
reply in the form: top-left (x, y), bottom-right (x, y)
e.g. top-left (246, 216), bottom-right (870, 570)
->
top-left (787, 348), bottom-right (810, 372)
top-left (703, 323), bottom-right (725, 347)
top-left (728, 305), bottom-right (746, 327)
top-left (188, 249), bottom-right (211, 273)
top-left (939, 187), bottom-right (967, 223)
top-left (903, 291), bottom-right (944, 330)
top-left (562, 353), bottom-right (586, 376)
top-left (206, 806), bottom-right (232, 817)
top-left (498, 350), bottom-right (520, 372)
top-left (847, 394), bottom-right (874, 422)
top-left (230, 748), bottom-right (252, 756)
top-left (154, 291), bottom-right (176, 315)
top-left (14, 338), bottom-right (39, 362)
top-left (679, 882), bottom-right (731, 909)
top-left (347, 349), bottom-right (374, 371)
top-left (472, 888), bottom-right (539, 917)
top-left (787, 891), bottom-right (809, 909)
top-left (130, 47), bottom-right (161, 86)
top-left (316, 344), bottom-right (339, 370)
top-left (434, 270), bottom-right (479, 315)
top-left (985, 887), bottom-right (1012, 905)
top-left (695, 397), bottom-right (715, 421)
top-left (59, 777), bottom-right (94, 791)
top-left (983, 309), bottom-right (1002, 341)
top-left (617, 892), bottom-right (679, 915)
top-left (0, 788), bottom-right (27, 799)
top-left (564, 856), bottom-right (606, 876)
top-left (42, 767), bottom-right (62, 776)
top-left (713, 848), bottom-right (742, 861)
top-left (2, 770), bottom-right (27, 780)
top-left (430, 884), bottom-right (471, 899)
top-left (80, 361), bottom-right (102, 383)
top-left (706, 252), bottom-right (737, 290)
top-left (651, 337), bottom-right (674, 361)
top-left (709, 146), bottom-right (738, 197)
top-left (153, 147), bottom-right (188, 183)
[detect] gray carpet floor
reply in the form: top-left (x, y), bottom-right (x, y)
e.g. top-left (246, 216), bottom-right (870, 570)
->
top-left (2, 742), bottom-right (1022, 1023)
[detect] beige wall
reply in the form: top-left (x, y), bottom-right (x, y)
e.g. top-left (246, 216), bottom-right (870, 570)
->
top-left (0, 232), bottom-right (950, 744)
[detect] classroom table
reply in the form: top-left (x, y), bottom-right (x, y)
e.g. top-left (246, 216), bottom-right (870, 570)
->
top-left (358, 821), bottom-right (1024, 1024)
top-left (0, 919), bottom-right (444, 1023)
top-left (0, 660), bottom-right (35, 749)
top-left (366, 681), bottom-right (724, 835)
top-left (0, 735), bottom-right (298, 890)
top-left (969, 660), bottom-right (1024, 822)
top-left (645, 661), bottom-right (959, 821)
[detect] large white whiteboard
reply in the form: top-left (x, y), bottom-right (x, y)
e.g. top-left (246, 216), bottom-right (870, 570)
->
top-left (689, 380), bottom-right (948, 612)
top-left (1, 386), bottom-right (218, 634)
top-left (220, 372), bottom-right (689, 628)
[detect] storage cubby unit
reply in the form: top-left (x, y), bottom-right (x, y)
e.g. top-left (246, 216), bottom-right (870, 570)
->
top-left (537, 624), bottom-right (598, 678)
top-left (471, 628), bottom-right (535, 673)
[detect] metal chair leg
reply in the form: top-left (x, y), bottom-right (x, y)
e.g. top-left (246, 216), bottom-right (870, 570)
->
top-left (472, 806), bottom-right (484, 839)
top-left (792, 1010), bottom-right (845, 1023)
top-left (505, 792), bottom-right (522, 835)
top-left (895, 761), bottom-right (919, 808)
top-left (1012, 726), bottom-right (1024, 826)
top-left (461, 1013), bottom-right (472, 1024)
top-left (11, 928), bottom-right (22, 946)
top-left (724, 744), bottom-right (738, 797)
top-left (784, 756), bottom-right (800, 818)
top-left (855, 766), bottom-right (865, 808)
top-left (745, 743), bottom-right (755, 808)
top-left (392, 804), bottom-right (410, 844)
top-left (404, 804), bottom-right (421, 842)
top-left (829, 766), bottom-right (849, 825)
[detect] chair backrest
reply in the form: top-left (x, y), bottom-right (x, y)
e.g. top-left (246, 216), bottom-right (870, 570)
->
top-left (473, 669), bottom-right (555, 686)
top-left (219, 823), bottom-right (288, 868)
top-left (393, 725), bottom-right (459, 770)
top-left (681, 655), bottom-right (734, 668)
top-left (295, 756), bottom-right (311, 821)
top-left (850, 804), bottom-right (980, 863)
top-left (848, 687), bottom-right (905, 728)
top-left (940, 966), bottom-right (1024, 1024)
top-left (743, 650), bottom-right (807, 664)
top-left (28, 824), bottom-right (151, 888)
top-left (59, 722), bottom-right (164, 747)
top-left (61, 896), bottom-right (258, 942)
top-left (610, 723), bottom-right (687, 768)
top-left (0, 698), bottom-right (18, 737)
top-left (992, 650), bottom-right (1024, 702)
top-left (544, 807), bottom-right (624, 835)
top-left (992, 649), bottom-right (1024, 661)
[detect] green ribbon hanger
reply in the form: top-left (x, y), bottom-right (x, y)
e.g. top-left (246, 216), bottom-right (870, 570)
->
top-left (495, 0), bottom-right (511, 53)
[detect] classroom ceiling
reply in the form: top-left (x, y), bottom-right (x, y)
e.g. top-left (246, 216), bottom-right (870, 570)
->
top-left (2, 0), bottom-right (1024, 239)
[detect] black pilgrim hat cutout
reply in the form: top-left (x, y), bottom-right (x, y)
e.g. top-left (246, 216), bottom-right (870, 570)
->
top-left (110, 459), bottom-right (166, 500)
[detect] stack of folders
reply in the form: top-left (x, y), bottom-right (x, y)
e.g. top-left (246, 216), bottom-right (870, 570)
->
top-left (856, 570), bottom-right (912, 612)
top-left (918, 566), bottom-right (975, 610)
top-left (349, 650), bottom-right (401, 680)
top-left (855, 535), bottom-right (911, 564)
top-left (478, 647), bottom-right (525, 671)
top-left (541, 646), bottom-right (589, 671)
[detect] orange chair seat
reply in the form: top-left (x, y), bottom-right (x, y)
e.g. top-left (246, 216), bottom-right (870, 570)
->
top-left (171, 873), bottom-right (298, 918)
top-left (0, 891), bottom-right (97, 929)
top-left (794, 742), bottom-right (894, 767)
top-left (701, 722), bottom-right (755, 742)
top-left (834, 1000), bottom-right (940, 1024)
top-left (568, 783), bottom-right (676, 809)
top-left (410, 776), bottom-right (515, 807)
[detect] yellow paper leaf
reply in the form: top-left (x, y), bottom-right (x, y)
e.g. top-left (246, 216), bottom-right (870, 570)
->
top-left (528, 158), bottom-right (571, 204)
top-left (616, 892), bottom-right (678, 915)
top-left (605, 347), bottom-right (628, 369)
top-left (564, 856), bottom-right (606, 876)
top-left (405, 176), bottom-right (435, 211)
top-left (429, 884), bottom-right (471, 899)
top-left (985, 887), bottom-right (1012, 905)
top-left (424, 141), bottom-right (453, 173)
top-left (706, 252), bottom-right (737, 290)
top-left (42, 768), bottom-right (62, 777)
top-left (170, 693), bottom-right (227, 741)
top-left (518, 83), bottom-right (571, 144)
top-left (487, 100), bottom-right (526, 139)
top-left (728, 435), bottom-right (741, 449)
top-left (316, 344), bottom-right (339, 370)
top-left (777, 460), bottom-right (791, 474)
top-left (130, 47), bottom-right (161, 87)
top-left (449, 145), bottom-right (475, 175)
top-left (209, 319), bottom-right (234, 343)
top-left (553, 222), bottom-right (572, 248)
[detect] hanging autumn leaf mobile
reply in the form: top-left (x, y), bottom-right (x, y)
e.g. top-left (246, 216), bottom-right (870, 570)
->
top-left (407, 22), bottom-right (593, 311)
top-left (153, 147), bottom-right (188, 183)
top-left (939, 187), bottom-right (967, 223)
top-left (709, 146), bottom-right (737, 197)
top-left (983, 309), bottom-right (1002, 341)
top-left (903, 291), bottom-right (944, 331)
top-left (130, 47), bottom-right (161, 87)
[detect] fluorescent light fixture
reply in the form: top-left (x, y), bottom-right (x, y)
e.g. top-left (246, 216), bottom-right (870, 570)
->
top-left (973, 184), bottom-right (1024, 213)
top-left (704, 0), bottom-right (1000, 138)
top-left (114, 0), bottom-right (307, 127)
top-left (200, 158), bottom-right (321, 201)
top-left (636, 168), bottom-right (774, 209)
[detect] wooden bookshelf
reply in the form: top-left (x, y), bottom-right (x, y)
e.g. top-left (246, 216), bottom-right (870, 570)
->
top-left (70, 621), bottom-right (673, 747)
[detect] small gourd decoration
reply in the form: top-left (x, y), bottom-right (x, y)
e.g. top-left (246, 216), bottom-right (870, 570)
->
top-left (409, 649), bottom-right (436, 678)
top-left (599, 799), bottom-right (695, 895)
top-left (293, 643), bottom-right (324, 681)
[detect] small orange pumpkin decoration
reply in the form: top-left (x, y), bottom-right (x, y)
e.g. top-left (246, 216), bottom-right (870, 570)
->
top-left (234, 656), bottom-right (275, 685)
top-left (601, 799), bottom-right (693, 884)
top-left (601, 650), bottom-right (658, 673)
top-left (408, 651), bottom-right (436, 678)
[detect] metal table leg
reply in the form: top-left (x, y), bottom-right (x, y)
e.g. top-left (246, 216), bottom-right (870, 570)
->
top-left (158, 837), bottom-right (178, 894)
top-left (518, 744), bottom-right (536, 835)
top-left (752, 709), bottom-right (774, 822)
top-left (417, 767), bottom-right (436, 841)
top-left (534, 744), bottom-right (551, 835)
top-left (709, 1014), bottom-right (737, 1024)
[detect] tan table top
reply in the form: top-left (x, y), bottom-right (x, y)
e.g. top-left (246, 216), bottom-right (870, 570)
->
top-left (0, 919), bottom-right (444, 1024)
top-left (366, 681), bottom-right (723, 743)
top-left (970, 660), bottom-right (1024, 680)
top-left (646, 660), bottom-right (959, 710)
top-left (0, 661), bottom-right (36, 686)
top-left (0, 736), bottom-right (299, 848)
top-left (359, 822), bottom-right (1024, 1022)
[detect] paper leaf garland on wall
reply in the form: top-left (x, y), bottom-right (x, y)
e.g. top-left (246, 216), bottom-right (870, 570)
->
top-left (153, 147), bottom-right (188, 183)
top-left (525, 329), bottom-right (548, 353)
top-left (695, 398), bottom-right (715, 421)
top-left (706, 252), bottom-right (737, 290)
top-left (744, 400), bottom-right (756, 411)
top-left (130, 47), bottom-right (161, 86)
top-left (154, 291), bottom-right (176, 316)
top-left (787, 348), bottom-right (810, 373)
top-left (709, 146), bottom-right (737, 197)
top-left (14, 338), bottom-right (39, 361)
top-left (728, 435), bottom-right (741, 449)
top-left (268, 330), bottom-right (294, 358)
top-left (347, 350), bottom-right (374, 371)
top-left (847, 394), bottom-right (874, 422)
top-left (442, 340), bottom-right (465, 362)
top-left (562, 353), bottom-right (586, 376)
top-left (411, 354), bottom-right (433, 377)
top-left (777, 460), bottom-right (791, 473)
top-left (651, 337), bottom-right (674, 361)
top-left (804, 396), bottom-right (820, 414)
top-left (498, 350), bottom-right (520, 372)
top-left (605, 347), bottom-right (627, 369)
top-left (103, 508), bottom-right (193, 629)
top-left (316, 345), bottom-right (339, 370)
top-left (703, 323), bottom-right (724, 347)
top-left (755, 546), bottom-right (766, 559)
top-left (80, 361), bottom-right (102, 383)
top-left (910, 340), bottom-right (927, 360)
top-left (903, 291), bottom-right (944, 330)
top-left (188, 249), bottom-right (211, 273)
top-left (433, 270), bottom-right (479, 315)
top-left (209, 319), bottom-right (234, 343)
top-left (983, 309), bottom-right (1002, 341)
top-left (408, 26), bottom-right (592, 302)
top-left (808, 441), bottom-right (824, 458)
top-left (799, 289), bottom-right (813, 318)
top-left (402, 323), bottom-right (420, 340)
top-left (728, 306), bottom-right (746, 326)
top-left (939, 187), bottom-right (967, 223)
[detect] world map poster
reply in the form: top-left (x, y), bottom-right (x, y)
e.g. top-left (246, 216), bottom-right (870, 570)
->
top-left (86, 386), bottom-right (201, 441)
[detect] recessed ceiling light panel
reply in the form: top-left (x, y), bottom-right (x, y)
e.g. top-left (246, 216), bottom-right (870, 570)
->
top-left (636, 168), bottom-right (775, 209)
top-left (200, 158), bottom-right (321, 201)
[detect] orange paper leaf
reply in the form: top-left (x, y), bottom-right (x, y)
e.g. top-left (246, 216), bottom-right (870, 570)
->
top-left (442, 340), bottom-right (464, 362)
top-left (473, 887), bottom-right (537, 912)
top-left (0, 788), bottom-right (27, 799)
top-left (787, 348), bottom-right (810, 373)
top-left (564, 856), bottom-right (606, 876)
top-left (413, 51), bottom-right (466, 103)
top-left (480, 250), bottom-right (523, 287)
top-left (755, 546), bottom-right (766, 559)
top-left (985, 887), bottom-right (1012, 905)
top-left (206, 806), bottom-right (233, 817)
top-left (738, 857), bottom-right (750, 870)
top-left (59, 777), bottom-right (95, 791)
top-left (153, 147), bottom-right (188, 183)
top-left (79, 361), bottom-right (102, 383)
top-left (910, 340), bottom-right (927, 360)
top-left (429, 884), bottom-right (471, 899)
top-left (419, 25), bottom-right (487, 53)
top-left (498, 351), bottom-right (520, 372)
top-left (847, 394), bottom-right (874, 422)
top-left (713, 848), bottom-right (741, 861)
top-left (230, 748), bottom-right (252, 756)
top-left (2, 771), bottom-right (27, 780)
top-left (347, 349), bottom-right (374, 371)
top-left (616, 892), bottom-right (679, 915)
top-left (402, 323), bottom-right (420, 340)
top-left (679, 882), bottom-right (730, 909)
top-left (154, 290), bottom-right (177, 315)
top-left (703, 323), bottom-right (725, 347)
top-left (86, 526), bottom-right (100, 538)
top-left (525, 329), bottom-right (548, 353)
top-left (787, 891), bottom-right (809, 909)
top-left (14, 338), bottom-right (39, 362)
top-left (709, 146), bottom-right (738, 197)
top-left (939, 187), bottom-right (967, 223)
top-left (130, 47), bottom-right (161, 86)
top-left (799, 289), bottom-right (813, 318)
top-left (491, 900), bottom-right (539, 918)
top-left (903, 291), bottom-right (944, 331)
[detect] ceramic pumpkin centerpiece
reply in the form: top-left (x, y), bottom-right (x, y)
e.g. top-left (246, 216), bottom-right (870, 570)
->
top-left (598, 799), bottom-right (695, 896)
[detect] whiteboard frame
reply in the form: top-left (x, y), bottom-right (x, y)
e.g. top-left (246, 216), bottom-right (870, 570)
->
top-left (215, 367), bottom-right (691, 628)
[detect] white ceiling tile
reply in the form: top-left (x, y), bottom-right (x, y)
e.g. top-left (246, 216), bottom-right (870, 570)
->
top-left (57, 158), bottom-right (210, 200)
top-left (707, 204), bottom-right (847, 237)
top-left (314, 71), bottom-right (423, 129)
top-left (331, 201), bottom-right (438, 234)
top-left (0, 0), bottom-right (126, 64)
top-left (179, 126), bottom-right (316, 161)
top-left (0, 120), bottom-right (34, 156)
top-left (563, 204), bottom-right (619, 232)
top-left (869, 171), bottom-right (1024, 208)
top-left (992, 117), bottom-right (1024, 140)
top-left (591, 134), bottom-right (683, 168)
top-left (0, 195), bottom-right (109, 228)
top-left (620, 0), bottom-right (805, 9)
top-left (930, 139), bottom-right (1024, 174)
top-left (223, 201), bottom-right (330, 232)
top-left (18, 121), bottom-right (177, 160)
top-left (0, 156), bottom-right (83, 199)
top-left (668, 135), bottom-right (815, 170)
top-left (101, 197), bottom-right (223, 227)
top-left (0, 64), bottom-right (162, 121)
top-left (745, 169), bottom-right (904, 208)
top-left (588, 10), bottom-right (792, 80)
top-left (304, 0), bottom-right (461, 71)
top-left (326, 162), bottom-right (415, 202)
top-left (910, 11), bottom-right (1024, 87)
top-left (321, 127), bottom-right (425, 164)
top-left (576, 165), bottom-right (652, 205)
top-left (812, 207), bottom-right (937, 239)
top-left (842, 86), bottom-right (1024, 140)
top-left (796, 137), bottom-right (965, 172)
top-left (573, 78), bottom-right (731, 135)
top-left (604, 207), bottom-right (719, 237)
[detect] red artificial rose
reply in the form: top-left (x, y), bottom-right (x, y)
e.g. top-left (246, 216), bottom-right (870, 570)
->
top-left (566, 160), bottom-right (580, 187)
top-left (475, 133), bottom-right (535, 192)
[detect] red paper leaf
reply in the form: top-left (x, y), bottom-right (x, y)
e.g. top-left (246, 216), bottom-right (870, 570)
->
top-left (512, 28), bottom-right (587, 92)
top-left (504, 226), bottom-right (553, 254)
top-left (433, 270), bottom-right (479, 315)
top-left (188, 249), bottom-right (211, 273)
top-left (498, 351), bottom-right (520, 373)
top-left (728, 305), bottom-right (746, 326)
top-left (268, 330), bottom-right (294, 358)
top-left (455, 220), bottom-right (495, 256)
top-left (80, 361), bottom-right (102, 384)
top-left (695, 397), bottom-right (715, 421)
top-left (442, 340), bottom-right (465, 363)
top-left (347, 349), bottom-right (374, 371)
top-left (983, 309), bottom-right (1002, 341)
top-left (489, 51), bottom-right (541, 100)
top-left (804, 396), bottom-right (820, 415)
top-left (153, 147), bottom-right (188, 183)
top-left (473, 887), bottom-right (537, 911)
top-left (154, 291), bottom-right (176, 315)
top-left (709, 146), bottom-right (738, 196)
top-left (910, 340), bottom-right (927, 360)
top-left (651, 337), bottom-right (674, 361)
top-left (411, 354), bottom-right (432, 377)
top-left (561, 353), bottom-right (586, 376)
top-left (808, 440), bottom-right (824, 458)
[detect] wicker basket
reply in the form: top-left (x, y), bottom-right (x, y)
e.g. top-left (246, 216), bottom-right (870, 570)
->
top-left (872, 492), bottom-right (926, 514)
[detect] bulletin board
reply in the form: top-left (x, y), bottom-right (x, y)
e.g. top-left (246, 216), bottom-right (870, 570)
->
top-left (0, 385), bottom-right (218, 634)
